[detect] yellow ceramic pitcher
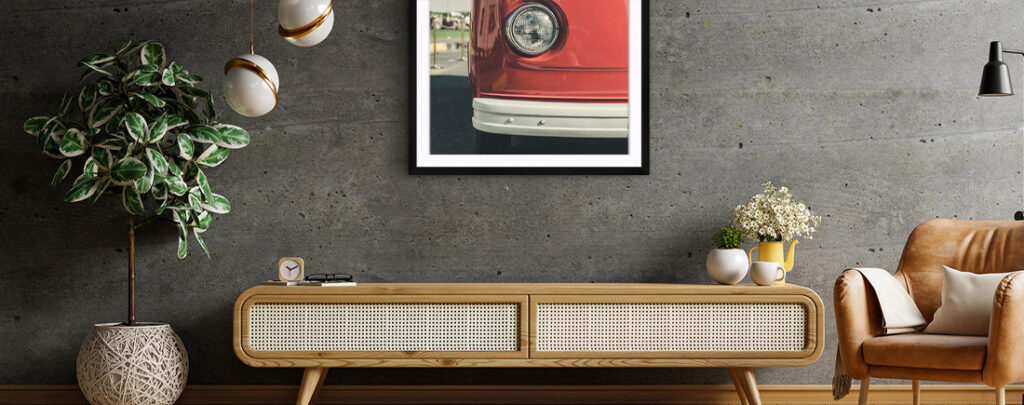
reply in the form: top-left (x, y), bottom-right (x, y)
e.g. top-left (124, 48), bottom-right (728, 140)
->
top-left (748, 240), bottom-right (798, 285)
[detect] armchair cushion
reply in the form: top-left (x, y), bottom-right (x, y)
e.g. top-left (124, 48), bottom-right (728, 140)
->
top-left (925, 265), bottom-right (1020, 336)
top-left (862, 333), bottom-right (987, 371)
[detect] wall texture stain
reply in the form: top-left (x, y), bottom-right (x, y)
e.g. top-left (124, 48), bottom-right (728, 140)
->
top-left (1, 0), bottom-right (1022, 386)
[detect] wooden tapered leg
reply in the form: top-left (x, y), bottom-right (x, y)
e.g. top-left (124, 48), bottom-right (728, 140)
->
top-left (296, 367), bottom-right (328, 405)
top-left (912, 380), bottom-right (920, 405)
top-left (857, 377), bottom-right (870, 405)
top-left (996, 385), bottom-right (1006, 405)
top-left (738, 367), bottom-right (762, 405)
top-left (728, 368), bottom-right (750, 405)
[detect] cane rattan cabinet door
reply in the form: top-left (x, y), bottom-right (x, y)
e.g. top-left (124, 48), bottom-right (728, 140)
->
top-left (240, 295), bottom-right (529, 359)
top-left (530, 295), bottom-right (818, 361)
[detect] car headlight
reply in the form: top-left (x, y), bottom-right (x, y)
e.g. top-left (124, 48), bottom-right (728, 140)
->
top-left (505, 4), bottom-right (560, 55)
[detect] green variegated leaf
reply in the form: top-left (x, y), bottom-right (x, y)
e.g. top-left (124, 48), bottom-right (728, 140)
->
top-left (146, 148), bottom-right (168, 175)
top-left (195, 209), bottom-right (211, 230)
top-left (80, 61), bottom-right (113, 77)
top-left (96, 79), bottom-right (115, 96)
top-left (24, 116), bottom-right (51, 136)
top-left (134, 72), bottom-right (160, 86)
top-left (201, 193), bottom-right (230, 214)
top-left (51, 159), bottom-right (72, 186)
top-left (91, 147), bottom-right (113, 169)
top-left (90, 177), bottom-right (111, 204)
top-left (165, 175), bottom-right (187, 196)
top-left (177, 133), bottom-right (195, 159)
top-left (93, 138), bottom-right (124, 151)
top-left (175, 85), bottom-right (209, 99)
top-left (110, 157), bottom-right (147, 185)
top-left (177, 232), bottom-right (188, 259)
top-left (40, 130), bottom-right (63, 158)
top-left (58, 93), bottom-right (73, 117)
top-left (58, 129), bottom-right (88, 157)
top-left (161, 69), bottom-right (175, 86)
top-left (176, 74), bottom-right (202, 84)
top-left (196, 169), bottom-right (211, 199)
top-left (163, 98), bottom-right (201, 124)
top-left (196, 145), bottom-right (229, 167)
top-left (64, 175), bottom-right (100, 203)
top-left (183, 160), bottom-right (198, 181)
top-left (134, 92), bottom-right (166, 108)
top-left (141, 42), bottom-right (165, 67)
top-left (149, 115), bottom-right (186, 144)
top-left (78, 84), bottom-right (98, 112)
top-left (187, 125), bottom-right (219, 144)
top-left (170, 61), bottom-right (186, 75)
top-left (136, 165), bottom-right (154, 194)
top-left (124, 112), bottom-right (147, 143)
top-left (121, 185), bottom-right (145, 215)
top-left (83, 157), bottom-right (99, 178)
top-left (172, 209), bottom-right (188, 231)
top-left (152, 182), bottom-right (169, 201)
top-left (193, 228), bottom-right (210, 258)
top-left (121, 70), bottom-right (138, 84)
top-left (117, 39), bottom-right (133, 55)
top-left (214, 124), bottom-right (249, 149)
top-left (88, 97), bottom-right (123, 128)
top-left (188, 186), bottom-right (202, 210)
top-left (166, 160), bottom-right (183, 176)
top-left (139, 63), bottom-right (160, 73)
top-left (78, 53), bottom-right (115, 67)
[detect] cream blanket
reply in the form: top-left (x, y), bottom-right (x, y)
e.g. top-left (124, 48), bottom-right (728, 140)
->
top-left (833, 267), bottom-right (927, 399)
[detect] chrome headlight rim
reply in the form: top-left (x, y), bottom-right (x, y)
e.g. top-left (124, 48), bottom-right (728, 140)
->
top-left (505, 3), bottom-right (560, 56)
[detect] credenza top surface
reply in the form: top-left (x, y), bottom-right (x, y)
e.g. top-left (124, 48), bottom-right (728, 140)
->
top-left (239, 283), bottom-right (820, 298)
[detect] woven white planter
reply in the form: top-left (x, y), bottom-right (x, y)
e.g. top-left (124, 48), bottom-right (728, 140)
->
top-left (76, 323), bottom-right (188, 405)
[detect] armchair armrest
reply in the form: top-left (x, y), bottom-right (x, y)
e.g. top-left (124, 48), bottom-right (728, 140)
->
top-left (984, 272), bottom-right (1024, 387)
top-left (834, 270), bottom-right (887, 379)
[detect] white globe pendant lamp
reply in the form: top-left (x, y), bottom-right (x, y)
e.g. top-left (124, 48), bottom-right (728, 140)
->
top-left (278, 0), bottom-right (334, 47)
top-left (224, 0), bottom-right (280, 117)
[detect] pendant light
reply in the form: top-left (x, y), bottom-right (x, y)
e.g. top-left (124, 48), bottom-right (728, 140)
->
top-left (278, 0), bottom-right (335, 47)
top-left (224, 0), bottom-right (280, 118)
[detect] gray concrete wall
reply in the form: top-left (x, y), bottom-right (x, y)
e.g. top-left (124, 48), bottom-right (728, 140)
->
top-left (1, 0), bottom-right (1021, 386)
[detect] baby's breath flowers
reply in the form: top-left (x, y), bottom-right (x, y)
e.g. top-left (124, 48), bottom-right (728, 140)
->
top-left (733, 182), bottom-right (821, 242)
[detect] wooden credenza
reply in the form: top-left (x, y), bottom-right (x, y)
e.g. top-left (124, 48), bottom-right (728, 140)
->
top-left (233, 283), bottom-right (824, 405)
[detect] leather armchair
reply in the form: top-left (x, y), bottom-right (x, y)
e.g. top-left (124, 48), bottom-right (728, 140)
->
top-left (834, 219), bottom-right (1024, 405)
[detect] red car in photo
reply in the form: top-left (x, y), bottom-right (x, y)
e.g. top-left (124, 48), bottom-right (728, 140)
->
top-left (470, 0), bottom-right (629, 139)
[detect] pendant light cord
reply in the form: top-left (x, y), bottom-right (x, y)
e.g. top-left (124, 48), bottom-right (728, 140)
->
top-left (250, 0), bottom-right (255, 54)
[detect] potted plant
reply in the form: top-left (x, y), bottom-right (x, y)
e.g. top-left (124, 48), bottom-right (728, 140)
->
top-left (733, 182), bottom-right (821, 284)
top-left (706, 226), bottom-right (749, 284)
top-left (23, 40), bottom-right (249, 405)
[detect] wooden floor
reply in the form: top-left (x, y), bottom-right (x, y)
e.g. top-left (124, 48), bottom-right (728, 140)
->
top-left (0, 384), bottom-right (1021, 404)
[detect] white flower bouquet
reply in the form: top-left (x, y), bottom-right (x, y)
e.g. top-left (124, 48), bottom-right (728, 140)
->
top-left (733, 182), bottom-right (821, 242)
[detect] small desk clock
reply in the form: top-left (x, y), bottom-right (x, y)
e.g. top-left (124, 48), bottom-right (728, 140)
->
top-left (277, 257), bottom-right (304, 282)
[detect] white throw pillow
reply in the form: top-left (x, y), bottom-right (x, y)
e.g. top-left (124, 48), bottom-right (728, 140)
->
top-left (924, 265), bottom-right (1018, 336)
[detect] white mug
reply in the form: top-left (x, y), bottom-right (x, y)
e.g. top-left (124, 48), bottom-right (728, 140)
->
top-left (750, 261), bottom-right (785, 286)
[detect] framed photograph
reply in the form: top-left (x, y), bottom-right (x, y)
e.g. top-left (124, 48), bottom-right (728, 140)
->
top-left (409, 0), bottom-right (649, 174)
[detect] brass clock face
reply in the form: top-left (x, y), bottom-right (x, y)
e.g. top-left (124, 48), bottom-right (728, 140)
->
top-left (278, 257), bottom-right (304, 282)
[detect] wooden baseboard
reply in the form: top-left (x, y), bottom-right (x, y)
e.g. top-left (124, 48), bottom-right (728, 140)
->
top-left (0, 384), bottom-right (1021, 404)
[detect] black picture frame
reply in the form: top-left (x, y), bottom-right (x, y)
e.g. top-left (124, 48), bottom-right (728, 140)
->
top-left (408, 0), bottom-right (650, 175)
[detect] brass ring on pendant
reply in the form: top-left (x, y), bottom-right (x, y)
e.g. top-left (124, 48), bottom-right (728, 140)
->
top-left (278, 1), bottom-right (334, 40)
top-left (224, 58), bottom-right (278, 107)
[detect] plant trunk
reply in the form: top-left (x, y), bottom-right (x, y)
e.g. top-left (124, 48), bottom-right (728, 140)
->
top-left (128, 218), bottom-right (136, 326)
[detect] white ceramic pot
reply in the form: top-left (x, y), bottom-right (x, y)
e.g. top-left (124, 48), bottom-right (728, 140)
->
top-left (77, 323), bottom-right (188, 405)
top-left (706, 248), bottom-right (749, 285)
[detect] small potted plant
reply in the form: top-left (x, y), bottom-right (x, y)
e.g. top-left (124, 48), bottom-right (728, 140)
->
top-left (706, 226), bottom-right (748, 284)
top-left (24, 40), bottom-right (249, 405)
top-left (733, 182), bottom-right (821, 284)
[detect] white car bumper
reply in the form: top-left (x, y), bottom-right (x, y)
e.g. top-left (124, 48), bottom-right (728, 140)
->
top-left (472, 98), bottom-right (628, 138)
